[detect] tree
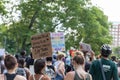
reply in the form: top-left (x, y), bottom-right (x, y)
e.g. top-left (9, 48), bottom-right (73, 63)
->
top-left (65, 6), bottom-right (112, 55)
top-left (0, 0), bottom-right (7, 49)
top-left (79, 6), bottom-right (112, 54)
top-left (0, 0), bottom-right (112, 55)
top-left (0, 0), bottom-right (7, 15)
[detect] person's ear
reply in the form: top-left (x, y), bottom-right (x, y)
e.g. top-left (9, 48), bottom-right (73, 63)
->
top-left (16, 63), bottom-right (18, 67)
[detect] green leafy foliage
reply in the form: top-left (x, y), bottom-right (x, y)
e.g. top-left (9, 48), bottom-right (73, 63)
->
top-left (0, 0), bottom-right (112, 55)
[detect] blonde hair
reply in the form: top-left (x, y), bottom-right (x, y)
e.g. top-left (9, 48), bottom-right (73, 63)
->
top-left (57, 54), bottom-right (64, 60)
top-left (75, 51), bottom-right (84, 56)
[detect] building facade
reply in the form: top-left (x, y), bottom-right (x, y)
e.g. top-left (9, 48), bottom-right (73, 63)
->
top-left (109, 22), bottom-right (120, 48)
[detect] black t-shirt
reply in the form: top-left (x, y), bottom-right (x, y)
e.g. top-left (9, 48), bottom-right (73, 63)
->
top-left (26, 57), bottom-right (34, 68)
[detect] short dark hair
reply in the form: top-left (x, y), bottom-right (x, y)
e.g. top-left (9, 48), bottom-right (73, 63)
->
top-left (111, 56), bottom-right (116, 61)
top-left (20, 50), bottom-right (26, 56)
top-left (46, 57), bottom-right (52, 62)
top-left (18, 58), bottom-right (25, 68)
top-left (4, 55), bottom-right (17, 70)
top-left (34, 59), bottom-right (45, 74)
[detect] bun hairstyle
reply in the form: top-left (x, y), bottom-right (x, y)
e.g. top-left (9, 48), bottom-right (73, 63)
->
top-left (100, 44), bottom-right (112, 57)
top-left (73, 54), bottom-right (85, 65)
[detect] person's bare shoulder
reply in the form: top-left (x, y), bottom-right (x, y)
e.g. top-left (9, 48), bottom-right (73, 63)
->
top-left (64, 71), bottom-right (75, 80)
top-left (14, 75), bottom-right (27, 80)
top-left (29, 74), bottom-right (34, 80)
top-left (42, 75), bottom-right (51, 80)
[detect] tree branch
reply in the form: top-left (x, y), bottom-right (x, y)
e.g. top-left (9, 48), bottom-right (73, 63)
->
top-left (22, 0), bottom-right (42, 49)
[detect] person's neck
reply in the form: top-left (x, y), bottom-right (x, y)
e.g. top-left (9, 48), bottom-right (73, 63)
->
top-left (7, 69), bottom-right (16, 74)
top-left (75, 65), bottom-right (84, 70)
top-left (102, 56), bottom-right (109, 60)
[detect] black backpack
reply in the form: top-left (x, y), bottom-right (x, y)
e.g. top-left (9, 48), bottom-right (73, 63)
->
top-left (45, 65), bottom-right (55, 79)
top-left (16, 68), bottom-right (26, 78)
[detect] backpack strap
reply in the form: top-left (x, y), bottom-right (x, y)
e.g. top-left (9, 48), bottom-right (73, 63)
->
top-left (86, 73), bottom-right (90, 80)
top-left (32, 75), bottom-right (43, 80)
top-left (99, 59), bottom-right (106, 80)
top-left (74, 71), bottom-right (85, 80)
top-left (33, 75), bottom-right (36, 80)
top-left (39, 75), bottom-right (43, 80)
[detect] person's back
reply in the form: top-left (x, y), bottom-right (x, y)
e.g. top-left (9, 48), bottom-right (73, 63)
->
top-left (89, 44), bottom-right (119, 80)
top-left (90, 58), bottom-right (118, 80)
top-left (3, 73), bottom-right (26, 80)
top-left (30, 74), bottom-right (51, 80)
top-left (74, 71), bottom-right (91, 80)
top-left (3, 55), bottom-right (27, 80)
top-left (0, 73), bottom-right (26, 80)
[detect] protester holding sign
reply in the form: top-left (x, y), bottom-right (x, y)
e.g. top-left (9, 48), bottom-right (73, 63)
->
top-left (79, 42), bottom-right (96, 72)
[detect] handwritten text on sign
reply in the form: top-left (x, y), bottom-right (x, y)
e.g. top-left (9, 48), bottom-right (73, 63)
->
top-left (31, 33), bottom-right (52, 59)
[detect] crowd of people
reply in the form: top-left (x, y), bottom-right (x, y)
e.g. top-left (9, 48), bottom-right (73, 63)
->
top-left (0, 44), bottom-right (120, 80)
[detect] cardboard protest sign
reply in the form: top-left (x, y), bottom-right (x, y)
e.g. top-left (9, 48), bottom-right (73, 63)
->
top-left (31, 32), bottom-right (66, 59)
top-left (31, 32), bottom-right (52, 59)
top-left (79, 43), bottom-right (91, 53)
top-left (51, 32), bottom-right (65, 52)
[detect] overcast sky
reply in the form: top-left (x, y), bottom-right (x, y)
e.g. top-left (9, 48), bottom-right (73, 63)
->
top-left (91, 0), bottom-right (120, 22)
top-left (1, 0), bottom-right (120, 24)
